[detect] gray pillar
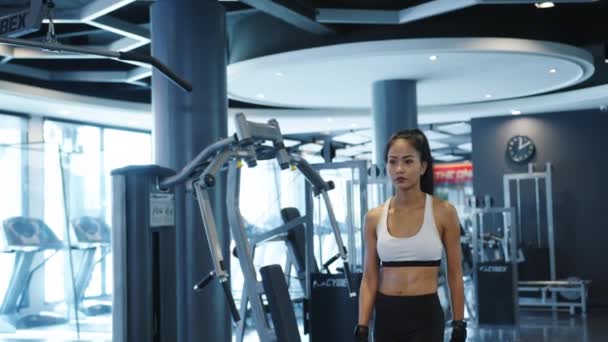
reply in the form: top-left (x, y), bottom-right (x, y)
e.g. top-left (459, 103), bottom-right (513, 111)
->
top-left (151, 1), bottom-right (230, 342)
top-left (372, 80), bottom-right (418, 167)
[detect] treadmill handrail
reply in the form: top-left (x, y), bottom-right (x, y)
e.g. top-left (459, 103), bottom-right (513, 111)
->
top-left (160, 136), bottom-right (236, 189)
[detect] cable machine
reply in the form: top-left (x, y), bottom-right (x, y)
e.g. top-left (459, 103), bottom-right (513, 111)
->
top-left (112, 114), bottom-right (354, 342)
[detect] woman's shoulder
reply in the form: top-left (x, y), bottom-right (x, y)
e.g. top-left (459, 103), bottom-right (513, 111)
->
top-left (430, 195), bottom-right (457, 217)
top-left (365, 204), bottom-right (385, 227)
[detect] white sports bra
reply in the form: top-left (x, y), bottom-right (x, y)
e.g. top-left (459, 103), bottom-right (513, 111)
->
top-left (376, 194), bottom-right (443, 267)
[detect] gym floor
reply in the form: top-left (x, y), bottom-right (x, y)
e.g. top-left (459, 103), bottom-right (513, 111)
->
top-left (0, 309), bottom-right (606, 341)
top-left (456, 309), bottom-right (607, 342)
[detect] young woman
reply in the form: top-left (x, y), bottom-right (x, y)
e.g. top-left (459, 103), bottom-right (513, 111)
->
top-left (354, 129), bottom-right (466, 342)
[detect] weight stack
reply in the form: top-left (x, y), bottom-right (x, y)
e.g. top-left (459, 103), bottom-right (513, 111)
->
top-left (308, 273), bottom-right (362, 342)
top-left (476, 262), bottom-right (518, 325)
top-left (111, 165), bottom-right (177, 342)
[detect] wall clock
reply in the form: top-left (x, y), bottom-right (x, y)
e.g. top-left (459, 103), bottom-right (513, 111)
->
top-left (506, 135), bottom-right (535, 163)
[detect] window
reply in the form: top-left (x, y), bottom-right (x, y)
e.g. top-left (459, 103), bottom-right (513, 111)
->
top-left (42, 119), bottom-right (152, 321)
top-left (0, 114), bottom-right (26, 302)
top-left (0, 117), bottom-right (151, 340)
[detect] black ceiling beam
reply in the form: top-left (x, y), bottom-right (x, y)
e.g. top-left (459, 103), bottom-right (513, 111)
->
top-left (239, 0), bottom-right (334, 35)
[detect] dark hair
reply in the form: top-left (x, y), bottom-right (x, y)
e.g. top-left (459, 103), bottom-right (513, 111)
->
top-left (384, 128), bottom-right (434, 194)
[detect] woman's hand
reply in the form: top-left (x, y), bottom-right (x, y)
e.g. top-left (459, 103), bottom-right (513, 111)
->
top-left (353, 325), bottom-right (369, 342)
top-left (450, 320), bottom-right (467, 342)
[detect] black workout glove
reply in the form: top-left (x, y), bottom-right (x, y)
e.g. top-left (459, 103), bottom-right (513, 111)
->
top-left (353, 325), bottom-right (369, 342)
top-left (450, 320), bottom-right (467, 342)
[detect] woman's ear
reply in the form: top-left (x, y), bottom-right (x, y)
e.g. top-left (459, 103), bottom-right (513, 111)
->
top-left (420, 161), bottom-right (428, 175)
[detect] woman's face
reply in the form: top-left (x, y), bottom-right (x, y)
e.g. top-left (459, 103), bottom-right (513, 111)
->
top-left (386, 138), bottom-right (427, 191)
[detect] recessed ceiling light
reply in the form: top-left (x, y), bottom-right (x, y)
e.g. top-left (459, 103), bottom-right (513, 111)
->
top-left (334, 132), bottom-right (370, 145)
top-left (256, 93), bottom-right (265, 99)
top-left (604, 59), bottom-right (607, 64)
top-left (429, 55), bottom-right (438, 61)
top-left (436, 122), bottom-right (471, 135)
top-left (511, 109), bottom-right (522, 115)
top-left (535, 2), bottom-right (555, 9)
top-left (458, 143), bottom-right (472, 152)
top-left (326, 117), bottom-right (333, 123)
top-left (275, 71), bottom-right (284, 77)
top-left (485, 94), bottom-right (492, 99)
top-left (549, 68), bottom-right (557, 73)
top-left (434, 154), bottom-right (463, 162)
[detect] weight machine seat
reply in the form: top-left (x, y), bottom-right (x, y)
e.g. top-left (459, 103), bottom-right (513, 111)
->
top-left (2, 217), bottom-right (63, 251)
top-left (280, 207), bottom-right (319, 274)
top-left (71, 216), bottom-right (111, 247)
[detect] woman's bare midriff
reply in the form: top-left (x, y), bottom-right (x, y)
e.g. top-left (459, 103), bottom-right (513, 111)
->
top-left (378, 266), bottom-right (439, 296)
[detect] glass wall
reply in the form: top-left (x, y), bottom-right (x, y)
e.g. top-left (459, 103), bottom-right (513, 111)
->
top-left (0, 114), bottom-right (27, 312)
top-left (0, 116), bottom-right (151, 341)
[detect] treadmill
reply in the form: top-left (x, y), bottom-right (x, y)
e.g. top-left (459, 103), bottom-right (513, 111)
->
top-left (71, 216), bottom-right (112, 316)
top-left (0, 217), bottom-right (68, 330)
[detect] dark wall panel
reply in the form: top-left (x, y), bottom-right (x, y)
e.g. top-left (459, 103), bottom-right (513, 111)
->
top-left (471, 110), bottom-right (608, 306)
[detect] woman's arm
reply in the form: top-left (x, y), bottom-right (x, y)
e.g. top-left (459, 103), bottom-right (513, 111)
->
top-left (441, 202), bottom-right (465, 321)
top-left (358, 209), bottom-right (381, 326)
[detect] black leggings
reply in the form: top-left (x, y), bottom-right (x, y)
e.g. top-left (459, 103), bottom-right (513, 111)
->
top-left (374, 292), bottom-right (445, 342)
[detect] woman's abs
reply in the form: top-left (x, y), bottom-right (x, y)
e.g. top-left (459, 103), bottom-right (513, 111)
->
top-left (378, 266), bottom-right (439, 296)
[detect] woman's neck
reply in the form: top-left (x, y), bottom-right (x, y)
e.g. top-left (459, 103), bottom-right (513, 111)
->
top-left (393, 188), bottom-right (425, 208)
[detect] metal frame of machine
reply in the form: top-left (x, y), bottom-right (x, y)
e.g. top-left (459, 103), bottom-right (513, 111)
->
top-left (503, 163), bottom-right (589, 315)
top-left (158, 113), bottom-right (355, 342)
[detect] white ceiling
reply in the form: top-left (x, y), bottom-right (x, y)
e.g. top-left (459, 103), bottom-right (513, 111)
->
top-left (1, 36), bottom-right (606, 136)
top-left (227, 38), bottom-right (595, 109)
top-left (0, 80), bottom-right (151, 129)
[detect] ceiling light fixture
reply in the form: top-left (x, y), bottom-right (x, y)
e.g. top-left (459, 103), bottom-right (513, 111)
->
top-left (275, 71), bottom-right (284, 77)
top-left (535, 2), bottom-right (555, 9)
top-left (511, 109), bottom-right (522, 115)
top-left (429, 55), bottom-right (438, 61)
top-left (485, 94), bottom-right (492, 99)
top-left (256, 93), bottom-right (265, 99)
top-left (549, 68), bottom-right (557, 73)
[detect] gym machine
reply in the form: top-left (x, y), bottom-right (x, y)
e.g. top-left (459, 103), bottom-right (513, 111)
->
top-left (111, 113), bottom-right (354, 342)
top-left (0, 0), bottom-right (191, 92)
top-left (504, 163), bottom-right (590, 315)
top-left (304, 160), bottom-right (368, 342)
top-left (0, 217), bottom-right (68, 331)
top-left (70, 216), bottom-right (112, 316)
top-left (308, 160), bottom-right (368, 272)
top-left (231, 207), bottom-right (315, 342)
top-left (467, 203), bottom-right (519, 325)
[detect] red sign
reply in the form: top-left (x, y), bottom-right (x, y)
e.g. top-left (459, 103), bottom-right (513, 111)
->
top-left (434, 163), bottom-right (473, 184)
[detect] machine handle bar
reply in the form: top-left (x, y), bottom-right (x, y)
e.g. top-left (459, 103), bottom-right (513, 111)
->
top-left (0, 37), bottom-right (192, 92)
top-left (221, 279), bottom-right (241, 322)
top-left (160, 137), bottom-right (236, 189)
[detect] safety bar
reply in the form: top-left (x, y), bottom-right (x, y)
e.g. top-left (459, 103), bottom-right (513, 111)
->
top-left (0, 37), bottom-right (193, 92)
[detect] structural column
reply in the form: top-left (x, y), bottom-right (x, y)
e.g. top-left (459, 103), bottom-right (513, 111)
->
top-left (151, 1), bottom-right (230, 342)
top-left (372, 80), bottom-right (418, 167)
